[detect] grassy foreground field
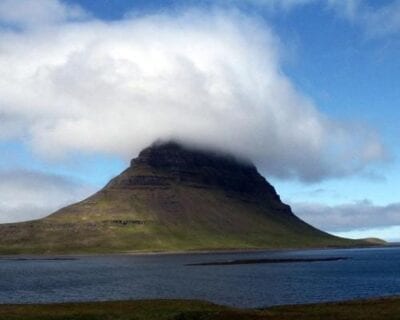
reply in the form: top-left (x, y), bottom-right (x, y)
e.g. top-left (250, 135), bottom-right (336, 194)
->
top-left (1, 297), bottom-right (399, 320)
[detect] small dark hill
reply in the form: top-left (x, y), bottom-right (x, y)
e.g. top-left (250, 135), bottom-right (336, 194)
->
top-left (0, 142), bottom-right (363, 254)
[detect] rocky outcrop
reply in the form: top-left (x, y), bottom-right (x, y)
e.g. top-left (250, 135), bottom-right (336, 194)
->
top-left (107, 142), bottom-right (285, 203)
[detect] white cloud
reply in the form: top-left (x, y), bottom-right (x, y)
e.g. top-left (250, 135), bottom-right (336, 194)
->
top-left (0, 170), bottom-right (93, 223)
top-left (292, 200), bottom-right (400, 233)
top-left (0, 1), bottom-right (386, 182)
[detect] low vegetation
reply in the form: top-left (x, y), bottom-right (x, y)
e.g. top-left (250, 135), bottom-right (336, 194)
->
top-left (0, 143), bottom-right (364, 254)
top-left (0, 297), bottom-right (399, 320)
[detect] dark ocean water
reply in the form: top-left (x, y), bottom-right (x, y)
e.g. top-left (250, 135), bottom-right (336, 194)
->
top-left (1, 247), bottom-right (399, 308)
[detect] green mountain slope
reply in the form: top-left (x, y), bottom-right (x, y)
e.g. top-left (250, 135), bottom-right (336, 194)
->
top-left (0, 142), bottom-right (364, 254)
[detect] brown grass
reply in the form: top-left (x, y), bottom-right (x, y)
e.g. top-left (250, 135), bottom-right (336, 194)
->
top-left (0, 297), bottom-right (399, 320)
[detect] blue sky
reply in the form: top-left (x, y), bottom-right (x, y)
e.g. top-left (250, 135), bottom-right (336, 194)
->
top-left (0, 0), bottom-right (399, 241)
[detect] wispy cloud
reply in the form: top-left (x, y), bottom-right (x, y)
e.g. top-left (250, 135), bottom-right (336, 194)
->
top-left (292, 199), bottom-right (400, 233)
top-left (327, 0), bottom-right (400, 37)
top-left (224, 0), bottom-right (316, 11)
top-left (241, 0), bottom-right (400, 38)
top-left (0, 0), bottom-right (87, 27)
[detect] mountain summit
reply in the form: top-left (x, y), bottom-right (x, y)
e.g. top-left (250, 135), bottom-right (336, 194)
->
top-left (0, 142), bottom-right (360, 254)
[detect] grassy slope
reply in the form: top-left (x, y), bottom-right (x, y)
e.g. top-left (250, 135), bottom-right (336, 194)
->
top-left (0, 297), bottom-right (399, 320)
top-left (0, 184), bottom-right (358, 254)
top-left (0, 164), bottom-right (362, 254)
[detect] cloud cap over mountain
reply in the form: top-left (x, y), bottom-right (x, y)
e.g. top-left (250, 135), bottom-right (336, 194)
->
top-left (0, 1), bottom-right (387, 182)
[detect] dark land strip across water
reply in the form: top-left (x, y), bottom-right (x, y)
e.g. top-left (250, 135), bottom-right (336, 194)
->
top-left (0, 257), bottom-right (77, 261)
top-left (186, 256), bottom-right (348, 266)
top-left (0, 256), bottom-right (347, 264)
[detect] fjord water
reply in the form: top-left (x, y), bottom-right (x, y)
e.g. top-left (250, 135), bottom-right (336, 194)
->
top-left (0, 247), bottom-right (399, 308)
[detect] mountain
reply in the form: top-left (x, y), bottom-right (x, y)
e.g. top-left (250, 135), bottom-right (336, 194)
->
top-left (0, 142), bottom-right (364, 254)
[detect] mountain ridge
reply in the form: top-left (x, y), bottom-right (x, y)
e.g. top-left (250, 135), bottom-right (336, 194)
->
top-left (0, 141), bottom-right (365, 254)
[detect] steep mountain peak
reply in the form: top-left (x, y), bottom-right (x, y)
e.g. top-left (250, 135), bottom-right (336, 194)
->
top-left (132, 141), bottom-right (254, 172)
top-left (109, 141), bottom-right (279, 197)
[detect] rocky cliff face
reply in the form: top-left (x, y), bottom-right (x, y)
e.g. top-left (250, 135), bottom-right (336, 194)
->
top-left (130, 142), bottom-right (266, 193)
top-left (108, 142), bottom-right (283, 199)
top-left (109, 142), bottom-right (277, 190)
top-left (100, 141), bottom-right (294, 219)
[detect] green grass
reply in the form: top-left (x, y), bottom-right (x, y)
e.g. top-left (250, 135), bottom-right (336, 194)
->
top-left (0, 166), bottom-right (366, 255)
top-left (0, 219), bottom-right (360, 255)
top-left (0, 187), bottom-right (361, 254)
top-left (0, 297), bottom-right (399, 320)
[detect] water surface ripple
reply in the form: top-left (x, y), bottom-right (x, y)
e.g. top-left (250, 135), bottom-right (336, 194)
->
top-left (0, 247), bottom-right (399, 308)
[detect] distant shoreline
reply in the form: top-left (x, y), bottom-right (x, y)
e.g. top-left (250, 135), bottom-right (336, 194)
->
top-left (0, 243), bottom-right (396, 259)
